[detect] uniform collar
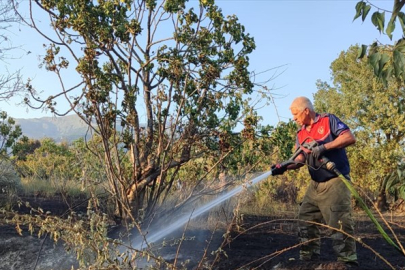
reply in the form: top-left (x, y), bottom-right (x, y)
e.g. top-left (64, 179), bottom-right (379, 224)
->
top-left (302, 113), bottom-right (320, 131)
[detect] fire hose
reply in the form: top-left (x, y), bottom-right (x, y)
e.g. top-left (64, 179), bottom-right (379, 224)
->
top-left (271, 139), bottom-right (404, 255)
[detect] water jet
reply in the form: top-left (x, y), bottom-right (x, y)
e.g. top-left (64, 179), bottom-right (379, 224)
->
top-left (132, 171), bottom-right (272, 250)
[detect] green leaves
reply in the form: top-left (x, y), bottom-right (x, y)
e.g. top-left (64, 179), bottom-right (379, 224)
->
top-left (269, 121), bottom-right (296, 161)
top-left (357, 44), bottom-right (368, 59)
top-left (353, 1), bottom-right (405, 82)
top-left (386, 164), bottom-right (405, 200)
top-left (0, 111), bottom-right (22, 155)
top-left (359, 39), bottom-right (405, 83)
top-left (358, 42), bottom-right (391, 83)
top-left (398, 12), bottom-right (405, 33)
top-left (354, 1), bottom-right (391, 36)
top-left (368, 51), bottom-right (390, 77)
top-left (318, 44), bottom-right (405, 193)
top-left (146, 0), bottom-right (157, 10)
top-left (164, 0), bottom-right (186, 12)
top-left (353, 1), bottom-right (371, 22)
top-left (371, 11), bottom-right (385, 34)
top-left (386, 17), bottom-right (396, 39)
top-left (28, 0), bottom-right (264, 220)
top-left (393, 47), bottom-right (405, 79)
top-left (339, 174), bottom-right (403, 254)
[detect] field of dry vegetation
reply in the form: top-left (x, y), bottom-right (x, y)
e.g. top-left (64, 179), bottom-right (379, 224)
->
top-left (1, 194), bottom-right (405, 270)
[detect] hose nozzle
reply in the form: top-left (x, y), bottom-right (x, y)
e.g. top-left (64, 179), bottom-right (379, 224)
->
top-left (325, 160), bottom-right (336, 171)
top-left (320, 156), bottom-right (340, 175)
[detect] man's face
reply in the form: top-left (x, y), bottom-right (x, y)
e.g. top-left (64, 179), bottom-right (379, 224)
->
top-left (291, 107), bottom-right (309, 126)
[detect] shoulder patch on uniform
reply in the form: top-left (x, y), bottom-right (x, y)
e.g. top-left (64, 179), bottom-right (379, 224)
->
top-left (338, 123), bottom-right (345, 129)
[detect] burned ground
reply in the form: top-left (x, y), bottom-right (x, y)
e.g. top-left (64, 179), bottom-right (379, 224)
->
top-left (210, 214), bottom-right (405, 270)
top-left (1, 195), bottom-right (405, 270)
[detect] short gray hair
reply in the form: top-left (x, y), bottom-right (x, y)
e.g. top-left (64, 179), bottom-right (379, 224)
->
top-left (290, 96), bottom-right (314, 112)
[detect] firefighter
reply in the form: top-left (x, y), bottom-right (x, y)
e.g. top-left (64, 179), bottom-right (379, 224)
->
top-left (271, 96), bottom-right (358, 267)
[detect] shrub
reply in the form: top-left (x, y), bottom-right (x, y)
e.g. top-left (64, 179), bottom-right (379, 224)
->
top-left (0, 159), bottom-right (22, 194)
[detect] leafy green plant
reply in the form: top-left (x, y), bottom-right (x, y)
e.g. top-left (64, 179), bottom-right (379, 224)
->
top-left (0, 111), bottom-right (22, 156)
top-left (386, 163), bottom-right (405, 201)
top-left (0, 159), bottom-right (21, 210)
top-left (354, 0), bottom-right (405, 84)
top-left (16, 0), bottom-right (277, 220)
top-left (0, 160), bottom-right (21, 192)
top-left (338, 173), bottom-right (405, 256)
top-left (314, 45), bottom-right (405, 206)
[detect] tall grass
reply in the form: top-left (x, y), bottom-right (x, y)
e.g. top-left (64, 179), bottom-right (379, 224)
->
top-left (19, 176), bottom-right (92, 198)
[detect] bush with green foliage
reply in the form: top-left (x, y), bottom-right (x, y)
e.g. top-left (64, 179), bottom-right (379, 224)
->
top-left (0, 159), bottom-right (21, 194)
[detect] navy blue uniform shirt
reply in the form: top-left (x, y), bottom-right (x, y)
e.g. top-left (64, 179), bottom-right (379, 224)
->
top-left (296, 113), bottom-right (351, 182)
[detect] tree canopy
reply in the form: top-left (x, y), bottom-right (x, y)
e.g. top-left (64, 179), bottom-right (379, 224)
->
top-left (0, 0), bottom-right (23, 101)
top-left (0, 1), bottom-right (23, 158)
top-left (14, 0), bottom-right (275, 219)
top-left (354, 0), bottom-right (405, 84)
top-left (314, 45), bottom-right (405, 204)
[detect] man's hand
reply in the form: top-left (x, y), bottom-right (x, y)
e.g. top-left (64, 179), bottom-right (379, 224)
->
top-left (311, 144), bottom-right (326, 159)
top-left (271, 163), bottom-right (287, 176)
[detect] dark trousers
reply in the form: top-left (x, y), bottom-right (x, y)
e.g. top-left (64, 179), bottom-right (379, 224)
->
top-left (298, 177), bottom-right (357, 263)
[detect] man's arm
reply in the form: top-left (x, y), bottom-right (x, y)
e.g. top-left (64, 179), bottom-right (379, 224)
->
top-left (324, 130), bottom-right (356, 150)
top-left (271, 151), bottom-right (305, 175)
top-left (289, 130), bottom-right (356, 169)
top-left (286, 153), bottom-right (306, 170)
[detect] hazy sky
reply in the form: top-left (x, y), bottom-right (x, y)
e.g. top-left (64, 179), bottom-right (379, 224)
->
top-left (0, 0), bottom-right (397, 126)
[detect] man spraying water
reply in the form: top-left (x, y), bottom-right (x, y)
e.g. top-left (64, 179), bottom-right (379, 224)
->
top-left (270, 96), bottom-right (359, 268)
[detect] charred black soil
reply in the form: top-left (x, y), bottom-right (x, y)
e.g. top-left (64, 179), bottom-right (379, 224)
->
top-left (1, 195), bottom-right (405, 270)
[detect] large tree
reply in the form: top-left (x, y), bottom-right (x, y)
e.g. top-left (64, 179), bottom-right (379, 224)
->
top-left (0, 0), bottom-right (23, 101)
top-left (0, 1), bottom-right (23, 158)
top-left (14, 0), bottom-right (273, 220)
top-left (314, 45), bottom-right (405, 209)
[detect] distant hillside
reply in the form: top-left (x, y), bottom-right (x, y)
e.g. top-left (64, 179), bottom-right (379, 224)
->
top-left (15, 115), bottom-right (89, 142)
